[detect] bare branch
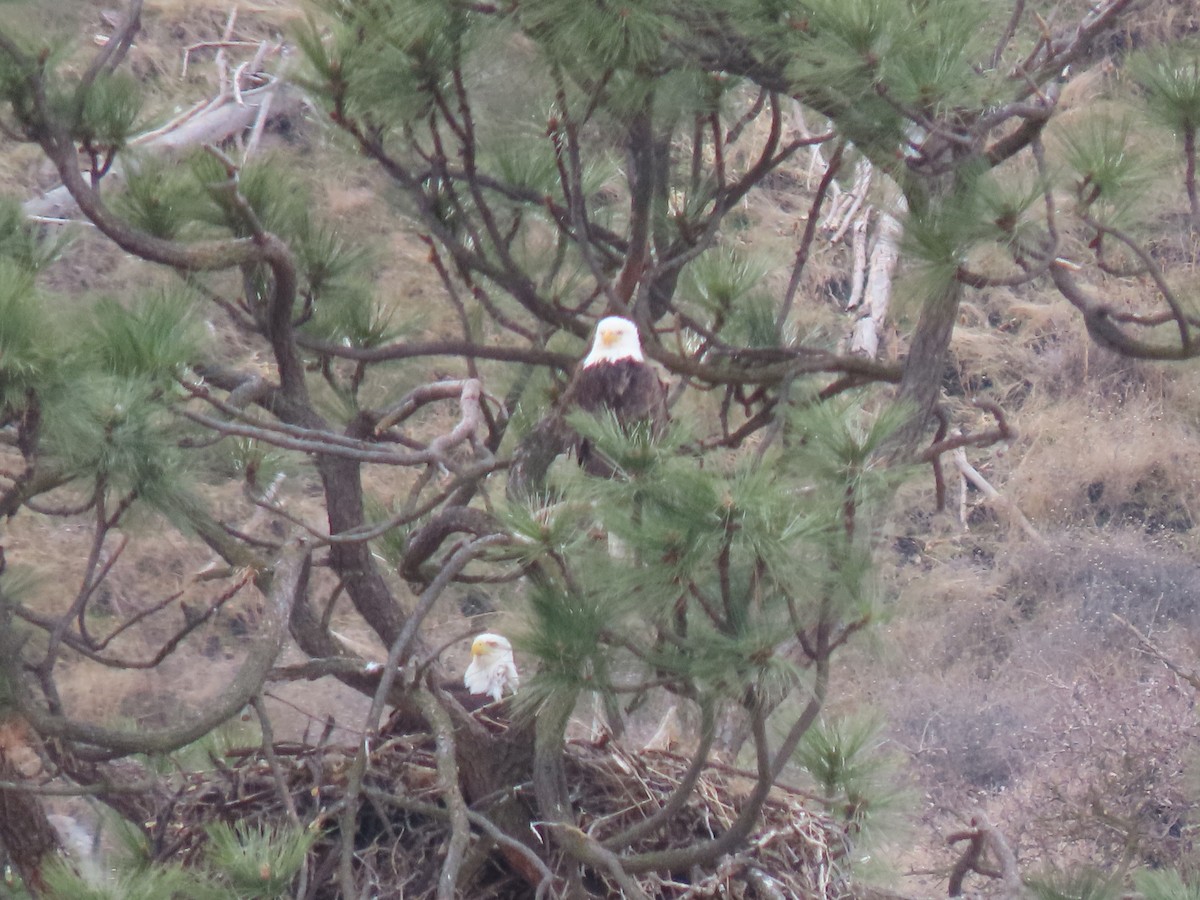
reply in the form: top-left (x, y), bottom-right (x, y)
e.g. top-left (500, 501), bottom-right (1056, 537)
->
top-left (414, 687), bottom-right (472, 900)
top-left (1114, 614), bottom-right (1200, 693)
top-left (0, 541), bottom-right (311, 757)
top-left (78, 0), bottom-right (143, 94)
top-left (1049, 261), bottom-right (1200, 361)
top-left (947, 811), bottom-right (1022, 896)
top-left (250, 695), bottom-right (301, 828)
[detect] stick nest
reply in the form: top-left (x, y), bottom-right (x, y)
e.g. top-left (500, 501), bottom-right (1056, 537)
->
top-left (159, 734), bottom-right (854, 898)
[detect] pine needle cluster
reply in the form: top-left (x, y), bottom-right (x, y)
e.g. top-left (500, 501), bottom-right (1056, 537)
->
top-left (507, 396), bottom-right (906, 749)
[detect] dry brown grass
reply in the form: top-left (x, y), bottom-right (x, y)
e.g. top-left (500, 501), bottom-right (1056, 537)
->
top-left (842, 525), bottom-right (1200, 890)
top-left (1006, 386), bottom-right (1199, 530)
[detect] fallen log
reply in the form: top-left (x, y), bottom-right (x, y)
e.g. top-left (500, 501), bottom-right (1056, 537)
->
top-left (23, 53), bottom-right (297, 221)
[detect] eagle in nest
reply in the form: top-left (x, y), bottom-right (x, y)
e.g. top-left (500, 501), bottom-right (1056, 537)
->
top-left (463, 632), bottom-right (519, 703)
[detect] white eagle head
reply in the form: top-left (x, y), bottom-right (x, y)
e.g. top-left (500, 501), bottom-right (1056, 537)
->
top-left (583, 316), bottom-right (644, 367)
top-left (463, 632), bottom-right (519, 703)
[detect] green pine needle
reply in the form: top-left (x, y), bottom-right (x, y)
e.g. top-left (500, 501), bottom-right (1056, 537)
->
top-left (116, 152), bottom-right (211, 240)
top-left (520, 0), bottom-right (672, 71)
top-left (205, 820), bottom-right (316, 899)
top-left (682, 244), bottom-right (770, 317)
top-left (0, 196), bottom-right (70, 271)
top-left (81, 288), bottom-right (202, 384)
top-left (40, 374), bottom-right (199, 521)
top-left (1128, 42), bottom-right (1200, 135)
top-left (1056, 114), bottom-right (1158, 225)
top-left (296, 220), bottom-right (373, 298)
top-left (794, 712), bottom-right (908, 843)
top-left (300, 281), bottom-right (397, 349)
top-left (521, 582), bottom-right (619, 692)
top-left (76, 71), bottom-right (142, 147)
top-left (487, 135), bottom-right (562, 197)
top-left (43, 856), bottom-right (211, 900)
top-left (562, 409), bottom-right (676, 479)
top-left (0, 259), bottom-right (64, 408)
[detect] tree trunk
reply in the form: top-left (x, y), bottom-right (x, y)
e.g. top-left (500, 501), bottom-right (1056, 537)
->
top-left (453, 715), bottom-right (544, 889)
top-left (0, 718), bottom-right (60, 897)
top-left (890, 274), bottom-right (961, 455)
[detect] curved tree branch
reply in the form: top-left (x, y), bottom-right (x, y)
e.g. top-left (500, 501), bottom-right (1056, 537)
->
top-left (0, 541), bottom-right (311, 758)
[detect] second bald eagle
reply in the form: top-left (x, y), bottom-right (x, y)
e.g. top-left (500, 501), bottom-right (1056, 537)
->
top-left (570, 316), bottom-right (668, 474)
top-left (464, 632), bottom-right (519, 703)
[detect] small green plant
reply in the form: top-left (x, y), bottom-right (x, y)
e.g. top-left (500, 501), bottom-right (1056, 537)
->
top-left (43, 856), bottom-right (211, 900)
top-left (1026, 866), bottom-right (1123, 900)
top-left (1134, 869), bottom-right (1200, 900)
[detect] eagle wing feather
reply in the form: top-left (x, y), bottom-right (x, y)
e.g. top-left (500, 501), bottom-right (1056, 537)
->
top-left (572, 360), bottom-right (666, 473)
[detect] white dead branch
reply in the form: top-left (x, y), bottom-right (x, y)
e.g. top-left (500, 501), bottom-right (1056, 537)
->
top-left (848, 312), bottom-right (880, 359)
top-left (23, 25), bottom-right (294, 221)
top-left (864, 202), bottom-right (903, 314)
top-left (789, 103), bottom-right (907, 360)
top-left (182, 40), bottom-right (265, 80)
top-left (951, 445), bottom-right (1045, 545)
top-left (791, 111), bottom-right (1035, 560)
top-left (792, 102), bottom-right (844, 200)
top-left (641, 705), bottom-right (681, 753)
top-left (849, 190), bottom-right (905, 358)
top-left (825, 159), bottom-right (872, 242)
top-left (844, 214), bottom-right (869, 311)
top-left (849, 196), bottom-right (902, 355)
top-left (48, 813), bottom-right (107, 888)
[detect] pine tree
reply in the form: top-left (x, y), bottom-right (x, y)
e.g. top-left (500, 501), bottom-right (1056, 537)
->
top-left (0, 0), bottom-right (1191, 895)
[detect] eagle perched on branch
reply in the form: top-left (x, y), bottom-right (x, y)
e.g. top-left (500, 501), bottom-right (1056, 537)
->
top-left (507, 316), bottom-right (668, 496)
top-left (569, 316), bottom-right (668, 474)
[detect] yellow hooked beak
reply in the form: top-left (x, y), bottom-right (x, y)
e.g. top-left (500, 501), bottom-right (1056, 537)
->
top-left (471, 636), bottom-right (490, 657)
top-left (600, 327), bottom-right (620, 347)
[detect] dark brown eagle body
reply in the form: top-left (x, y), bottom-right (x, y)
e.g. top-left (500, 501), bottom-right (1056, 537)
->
top-left (573, 357), bottom-right (667, 473)
top-left (569, 317), bottom-right (668, 475)
top-left (505, 316), bottom-right (668, 497)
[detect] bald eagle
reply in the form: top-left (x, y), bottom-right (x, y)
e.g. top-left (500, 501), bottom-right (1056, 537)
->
top-left (570, 316), bottom-right (668, 475)
top-left (506, 316), bottom-right (669, 498)
top-left (463, 633), bottom-right (519, 703)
